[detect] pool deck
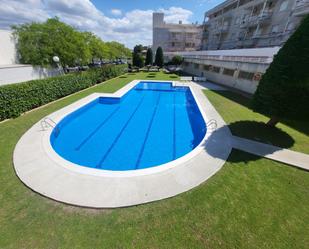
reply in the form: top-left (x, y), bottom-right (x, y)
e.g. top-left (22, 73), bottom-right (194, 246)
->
top-left (13, 80), bottom-right (232, 208)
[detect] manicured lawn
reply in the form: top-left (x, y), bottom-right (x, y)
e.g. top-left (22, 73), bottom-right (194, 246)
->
top-left (0, 73), bottom-right (308, 248)
top-left (204, 90), bottom-right (309, 154)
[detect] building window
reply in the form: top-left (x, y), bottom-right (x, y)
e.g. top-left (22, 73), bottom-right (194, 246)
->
top-left (212, 66), bottom-right (221, 73)
top-left (203, 65), bottom-right (211, 71)
top-left (184, 62), bottom-right (189, 66)
top-left (287, 22), bottom-right (295, 31)
top-left (194, 63), bottom-right (199, 69)
top-left (271, 25), bottom-right (279, 33)
top-left (172, 42), bottom-right (175, 47)
top-left (223, 68), bottom-right (235, 76)
top-left (238, 70), bottom-right (255, 80)
top-left (279, 0), bottom-right (288, 12)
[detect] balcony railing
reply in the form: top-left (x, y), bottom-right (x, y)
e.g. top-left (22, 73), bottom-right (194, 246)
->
top-left (293, 0), bottom-right (309, 16)
top-left (240, 10), bottom-right (273, 28)
top-left (180, 54), bottom-right (272, 64)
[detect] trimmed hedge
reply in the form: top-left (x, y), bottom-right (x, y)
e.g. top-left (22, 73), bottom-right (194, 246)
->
top-left (252, 15), bottom-right (309, 122)
top-left (0, 64), bottom-right (127, 121)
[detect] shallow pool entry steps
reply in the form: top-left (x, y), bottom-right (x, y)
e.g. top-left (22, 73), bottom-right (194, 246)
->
top-left (14, 79), bottom-right (232, 208)
top-left (50, 81), bottom-right (206, 171)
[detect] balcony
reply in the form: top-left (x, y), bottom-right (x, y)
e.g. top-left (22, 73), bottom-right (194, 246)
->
top-left (293, 0), bottom-right (309, 16)
top-left (212, 24), bottom-right (230, 34)
top-left (240, 10), bottom-right (273, 28)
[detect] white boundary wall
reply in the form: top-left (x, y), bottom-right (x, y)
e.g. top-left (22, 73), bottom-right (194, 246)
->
top-left (0, 30), bottom-right (63, 85)
top-left (0, 30), bottom-right (16, 65)
top-left (0, 65), bottom-right (63, 86)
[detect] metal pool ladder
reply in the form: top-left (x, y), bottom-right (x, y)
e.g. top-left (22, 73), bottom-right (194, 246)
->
top-left (207, 119), bottom-right (217, 131)
top-left (40, 117), bottom-right (60, 135)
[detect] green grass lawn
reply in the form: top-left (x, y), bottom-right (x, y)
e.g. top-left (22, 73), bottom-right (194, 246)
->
top-left (0, 72), bottom-right (308, 248)
top-left (204, 90), bottom-right (309, 154)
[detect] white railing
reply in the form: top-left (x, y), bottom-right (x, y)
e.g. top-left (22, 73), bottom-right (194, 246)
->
top-left (293, 0), bottom-right (309, 15)
top-left (193, 77), bottom-right (207, 82)
top-left (41, 117), bottom-right (60, 135)
top-left (180, 76), bottom-right (193, 81)
top-left (207, 119), bottom-right (217, 131)
top-left (183, 54), bottom-right (272, 64)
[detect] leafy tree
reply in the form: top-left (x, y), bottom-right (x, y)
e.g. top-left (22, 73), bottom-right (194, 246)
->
top-left (12, 18), bottom-right (91, 68)
top-left (145, 48), bottom-right (153, 66)
top-left (155, 46), bottom-right (164, 68)
top-left (12, 17), bottom-right (131, 67)
top-left (252, 15), bottom-right (309, 126)
top-left (171, 55), bottom-right (183, 65)
top-left (105, 41), bottom-right (131, 60)
top-left (132, 44), bottom-right (144, 68)
top-left (132, 52), bottom-right (144, 68)
top-left (82, 32), bottom-right (105, 63)
top-left (133, 44), bottom-right (143, 54)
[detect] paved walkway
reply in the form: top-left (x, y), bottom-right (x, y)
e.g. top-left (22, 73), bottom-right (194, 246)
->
top-left (192, 81), bottom-right (228, 91)
top-left (232, 136), bottom-right (309, 171)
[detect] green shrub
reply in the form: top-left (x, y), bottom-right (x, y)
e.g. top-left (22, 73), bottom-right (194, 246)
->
top-left (0, 64), bottom-right (127, 121)
top-left (252, 15), bottom-right (309, 126)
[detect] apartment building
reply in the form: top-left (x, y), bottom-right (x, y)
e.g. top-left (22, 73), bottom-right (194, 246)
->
top-left (152, 12), bottom-right (203, 53)
top-left (202, 0), bottom-right (309, 50)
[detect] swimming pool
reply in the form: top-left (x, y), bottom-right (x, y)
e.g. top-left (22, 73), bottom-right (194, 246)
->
top-left (50, 81), bottom-right (206, 171)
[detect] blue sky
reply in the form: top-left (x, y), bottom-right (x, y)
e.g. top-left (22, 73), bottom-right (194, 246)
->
top-left (93, 0), bottom-right (223, 23)
top-left (0, 0), bottom-right (225, 48)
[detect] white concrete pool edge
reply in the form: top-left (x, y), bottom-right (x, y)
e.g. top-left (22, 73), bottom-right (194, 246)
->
top-left (42, 80), bottom-right (213, 178)
top-left (13, 80), bottom-right (232, 208)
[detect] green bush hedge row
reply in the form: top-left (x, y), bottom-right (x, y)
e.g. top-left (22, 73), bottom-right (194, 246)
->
top-left (0, 64), bottom-right (127, 121)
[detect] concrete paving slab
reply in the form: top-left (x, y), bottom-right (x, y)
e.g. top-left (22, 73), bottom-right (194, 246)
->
top-left (232, 136), bottom-right (309, 171)
top-left (13, 80), bottom-right (232, 208)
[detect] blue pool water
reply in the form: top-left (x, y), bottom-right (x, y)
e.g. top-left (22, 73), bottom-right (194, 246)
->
top-left (50, 82), bottom-right (206, 171)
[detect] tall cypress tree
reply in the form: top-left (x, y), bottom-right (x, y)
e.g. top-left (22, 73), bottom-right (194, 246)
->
top-left (132, 44), bottom-right (144, 68)
top-left (145, 48), bottom-right (153, 66)
top-left (155, 47), bottom-right (164, 68)
top-left (252, 15), bottom-right (309, 126)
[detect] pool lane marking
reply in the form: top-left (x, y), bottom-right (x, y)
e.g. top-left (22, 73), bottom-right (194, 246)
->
top-left (96, 95), bottom-right (146, 168)
top-left (135, 93), bottom-right (161, 169)
top-left (74, 105), bottom-right (121, 151)
top-left (172, 93), bottom-right (176, 160)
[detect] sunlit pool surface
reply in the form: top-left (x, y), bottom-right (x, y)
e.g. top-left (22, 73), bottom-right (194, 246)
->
top-left (51, 82), bottom-right (206, 171)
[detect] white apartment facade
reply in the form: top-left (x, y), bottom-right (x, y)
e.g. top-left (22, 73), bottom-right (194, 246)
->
top-left (202, 0), bottom-right (309, 50)
top-left (152, 12), bottom-right (203, 53)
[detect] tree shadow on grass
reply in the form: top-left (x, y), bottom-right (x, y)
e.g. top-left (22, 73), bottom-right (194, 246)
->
top-left (203, 121), bottom-right (294, 163)
top-left (146, 75), bottom-right (156, 78)
top-left (229, 120), bottom-right (295, 149)
top-left (119, 76), bottom-right (127, 78)
top-left (226, 148), bottom-right (262, 164)
top-left (169, 75), bottom-right (178, 79)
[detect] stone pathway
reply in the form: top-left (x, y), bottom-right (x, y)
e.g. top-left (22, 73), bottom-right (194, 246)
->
top-left (232, 136), bottom-right (309, 171)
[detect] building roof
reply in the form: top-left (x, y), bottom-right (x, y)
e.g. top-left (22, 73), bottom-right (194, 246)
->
top-left (205, 0), bottom-right (238, 16)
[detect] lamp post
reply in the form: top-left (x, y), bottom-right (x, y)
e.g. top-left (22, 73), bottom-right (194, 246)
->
top-left (52, 56), bottom-right (60, 68)
top-left (52, 56), bottom-right (63, 73)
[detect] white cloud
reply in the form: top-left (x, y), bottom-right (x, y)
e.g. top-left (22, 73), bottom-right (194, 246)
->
top-left (0, 0), bottom-right (193, 48)
top-left (111, 9), bottom-right (122, 16)
top-left (158, 7), bottom-right (193, 24)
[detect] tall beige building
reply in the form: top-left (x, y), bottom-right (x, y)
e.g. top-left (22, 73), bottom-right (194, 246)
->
top-left (202, 0), bottom-right (309, 50)
top-left (152, 12), bottom-right (203, 53)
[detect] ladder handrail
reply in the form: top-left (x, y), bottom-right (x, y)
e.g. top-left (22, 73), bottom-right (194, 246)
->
top-left (206, 119), bottom-right (217, 131)
top-left (41, 117), bottom-right (60, 134)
